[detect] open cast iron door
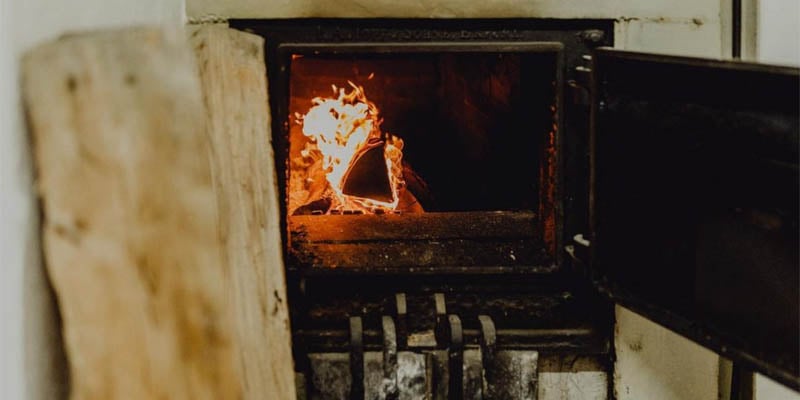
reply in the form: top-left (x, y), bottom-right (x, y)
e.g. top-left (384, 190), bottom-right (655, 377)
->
top-left (590, 48), bottom-right (799, 389)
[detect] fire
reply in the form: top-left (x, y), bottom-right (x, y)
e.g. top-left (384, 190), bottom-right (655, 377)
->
top-left (291, 81), bottom-right (406, 214)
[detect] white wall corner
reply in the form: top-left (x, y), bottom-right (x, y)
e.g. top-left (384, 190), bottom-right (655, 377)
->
top-left (757, 0), bottom-right (800, 66)
top-left (755, 374), bottom-right (800, 400)
top-left (614, 306), bottom-right (721, 400)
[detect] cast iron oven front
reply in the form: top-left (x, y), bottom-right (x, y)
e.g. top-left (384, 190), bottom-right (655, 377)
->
top-left (233, 19), bottom-right (615, 398)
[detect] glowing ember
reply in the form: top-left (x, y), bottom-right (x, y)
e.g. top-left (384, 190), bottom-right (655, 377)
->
top-left (291, 81), bottom-right (407, 214)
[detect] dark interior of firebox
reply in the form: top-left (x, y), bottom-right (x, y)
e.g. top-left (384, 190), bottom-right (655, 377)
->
top-left (288, 52), bottom-right (557, 214)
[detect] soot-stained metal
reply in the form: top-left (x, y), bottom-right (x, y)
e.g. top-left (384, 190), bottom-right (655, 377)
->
top-left (233, 19), bottom-right (615, 398)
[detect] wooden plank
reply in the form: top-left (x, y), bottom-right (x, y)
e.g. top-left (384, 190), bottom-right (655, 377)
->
top-left (190, 25), bottom-right (296, 399)
top-left (290, 211), bottom-right (538, 242)
top-left (22, 27), bottom-right (241, 399)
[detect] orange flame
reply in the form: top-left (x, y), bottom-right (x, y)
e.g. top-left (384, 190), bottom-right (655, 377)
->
top-left (293, 81), bottom-right (405, 214)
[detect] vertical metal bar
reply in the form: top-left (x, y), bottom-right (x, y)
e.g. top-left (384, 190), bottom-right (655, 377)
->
top-left (349, 317), bottom-right (364, 400)
top-left (733, 0), bottom-right (742, 58)
top-left (731, 364), bottom-right (754, 400)
top-left (719, 358), bottom-right (734, 400)
top-left (424, 352), bottom-right (435, 399)
top-left (395, 293), bottom-right (408, 349)
top-left (382, 316), bottom-right (399, 400)
top-left (447, 315), bottom-right (464, 400)
top-left (478, 315), bottom-right (497, 399)
top-left (434, 293), bottom-right (447, 346)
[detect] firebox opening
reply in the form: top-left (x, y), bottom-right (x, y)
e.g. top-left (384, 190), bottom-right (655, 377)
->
top-left (284, 44), bottom-right (563, 271)
top-left (288, 49), bottom-right (559, 216)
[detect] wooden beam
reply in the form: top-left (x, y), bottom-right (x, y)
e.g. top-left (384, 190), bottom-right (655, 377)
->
top-left (22, 28), bottom-right (241, 399)
top-left (190, 25), bottom-right (296, 399)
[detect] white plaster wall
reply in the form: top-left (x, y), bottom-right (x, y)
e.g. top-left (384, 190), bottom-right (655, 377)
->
top-left (753, 1), bottom-right (799, 397)
top-left (756, 375), bottom-right (800, 400)
top-left (0, 2), bottom-right (184, 400)
top-left (186, 0), bottom-right (729, 59)
top-left (757, 0), bottom-right (800, 66)
top-left (187, 0), bottom-right (720, 20)
top-left (614, 307), bottom-right (721, 400)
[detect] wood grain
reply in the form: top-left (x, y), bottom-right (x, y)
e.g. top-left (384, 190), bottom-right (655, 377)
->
top-left (190, 25), bottom-right (297, 399)
top-left (23, 27), bottom-right (241, 400)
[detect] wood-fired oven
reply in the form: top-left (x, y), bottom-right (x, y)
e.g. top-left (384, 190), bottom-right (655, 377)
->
top-left (232, 19), bottom-right (799, 399)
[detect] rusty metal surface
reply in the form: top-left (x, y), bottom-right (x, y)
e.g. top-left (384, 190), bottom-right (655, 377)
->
top-left (397, 352), bottom-right (428, 400)
top-left (296, 327), bottom-right (606, 354)
top-left (293, 240), bottom-right (544, 271)
top-left (304, 351), bottom-right (599, 399)
top-left (242, 19), bottom-right (613, 262)
top-left (297, 280), bottom-right (609, 341)
top-left (290, 212), bottom-right (538, 242)
top-left (233, 20), bottom-right (618, 397)
top-left (382, 317), bottom-right (399, 399)
top-left (289, 211), bottom-right (552, 272)
top-left (486, 351), bottom-right (539, 399)
top-left (307, 352), bottom-right (429, 400)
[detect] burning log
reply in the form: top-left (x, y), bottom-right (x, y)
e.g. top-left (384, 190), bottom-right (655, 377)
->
top-left (291, 149), bottom-right (428, 215)
top-left (342, 138), bottom-right (393, 203)
top-left (402, 163), bottom-right (432, 212)
top-left (289, 80), bottom-right (429, 215)
top-left (293, 197), bottom-right (333, 216)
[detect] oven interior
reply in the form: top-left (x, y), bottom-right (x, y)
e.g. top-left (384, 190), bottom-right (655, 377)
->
top-left (234, 18), bottom-right (617, 397)
top-left (286, 45), bottom-right (562, 273)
